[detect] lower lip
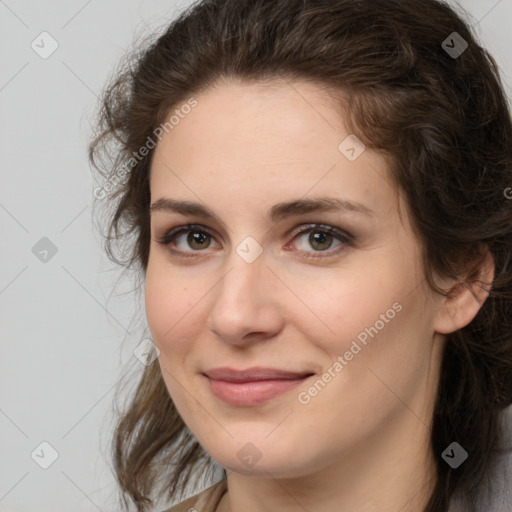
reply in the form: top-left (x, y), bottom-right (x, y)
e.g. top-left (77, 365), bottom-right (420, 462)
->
top-left (205, 375), bottom-right (313, 406)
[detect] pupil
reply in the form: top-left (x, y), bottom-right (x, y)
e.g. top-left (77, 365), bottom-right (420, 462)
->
top-left (310, 231), bottom-right (332, 250)
top-left (189, 231), bottom-right (209, 249)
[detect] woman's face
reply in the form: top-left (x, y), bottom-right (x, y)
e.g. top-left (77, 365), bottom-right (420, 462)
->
top-left (145, 78), bottom-right (446, 478)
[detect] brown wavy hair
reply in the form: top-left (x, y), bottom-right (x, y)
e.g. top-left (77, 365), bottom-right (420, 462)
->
top-left (88, 0), bottom-right (512, 510)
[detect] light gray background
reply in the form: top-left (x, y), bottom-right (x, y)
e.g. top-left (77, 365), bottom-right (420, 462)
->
top-left (1, 1), bottom-right (511, 511)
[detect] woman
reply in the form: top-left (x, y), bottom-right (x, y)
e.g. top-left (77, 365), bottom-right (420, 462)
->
top-left (88, 0), bottom-right (512, 511)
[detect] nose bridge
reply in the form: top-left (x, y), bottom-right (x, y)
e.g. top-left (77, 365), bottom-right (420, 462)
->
top-left (207, 239), bottom-right (283, 342)
top-left (216, 241), bottom-right (267, 311)
top-left (217, 232), bottom-right (267, 294)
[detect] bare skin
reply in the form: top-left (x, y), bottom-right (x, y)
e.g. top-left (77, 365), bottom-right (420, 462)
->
top-left (145, 77), bottom-right (493, 512)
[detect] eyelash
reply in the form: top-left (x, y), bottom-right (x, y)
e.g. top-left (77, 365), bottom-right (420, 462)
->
top-left (155, 223), bottom-right (354, 260)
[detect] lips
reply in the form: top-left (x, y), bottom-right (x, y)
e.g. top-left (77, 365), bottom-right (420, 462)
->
top-left (203, 366), bottom-right (314, 382)
top-left (203, 367), bottom-right (315, 406)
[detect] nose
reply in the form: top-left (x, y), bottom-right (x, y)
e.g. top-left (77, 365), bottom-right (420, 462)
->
top-left (206, 249), bottom-right (285, 346)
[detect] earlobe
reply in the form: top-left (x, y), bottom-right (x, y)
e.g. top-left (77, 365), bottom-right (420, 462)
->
top-left (434, 249), bottom-right (494, 335)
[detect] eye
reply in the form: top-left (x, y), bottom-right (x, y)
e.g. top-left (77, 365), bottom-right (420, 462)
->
top-left (285, 223), bottom-right (353, 259)
top-left (155, 224), bottom-right (219, 257)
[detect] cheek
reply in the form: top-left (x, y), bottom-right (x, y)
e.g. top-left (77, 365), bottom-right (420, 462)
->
top-left (284, 260), bottom-right (403, 355)
top-left (144, 257), bottom-right (206, 351)
top-left (301, 265), bottom-right (433, 411)
top-left (144, 261), bottom-right (205, 413)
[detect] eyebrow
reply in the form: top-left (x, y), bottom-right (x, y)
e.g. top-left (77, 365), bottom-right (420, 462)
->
top-left (149, 197), bottom-right (374, 227)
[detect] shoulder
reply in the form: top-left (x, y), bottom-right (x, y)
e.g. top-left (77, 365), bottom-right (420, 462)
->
top-left (160, 478), bottom-right (228, 512)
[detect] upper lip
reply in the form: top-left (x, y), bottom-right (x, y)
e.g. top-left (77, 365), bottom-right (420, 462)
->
top-left (203, 366), bottom-right (314, 382)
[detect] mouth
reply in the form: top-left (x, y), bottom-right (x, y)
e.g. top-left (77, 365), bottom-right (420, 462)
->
top-left (203, 366), bottom-right (314, 382)
top-left (202, 367), bottom-right (315, 406)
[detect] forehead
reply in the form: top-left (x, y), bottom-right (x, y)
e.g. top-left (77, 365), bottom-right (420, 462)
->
top-left (153, 78), bottom-right (346, 166)
top-left (149, 78), bottom-right (400, 223)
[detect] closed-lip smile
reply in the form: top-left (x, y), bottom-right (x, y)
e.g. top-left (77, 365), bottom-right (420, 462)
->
top-left (202, 366), bottom-right (315, 406)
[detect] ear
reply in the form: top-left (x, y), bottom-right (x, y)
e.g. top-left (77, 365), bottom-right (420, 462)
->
top-left (433, 247), bottom-right (495, 335)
